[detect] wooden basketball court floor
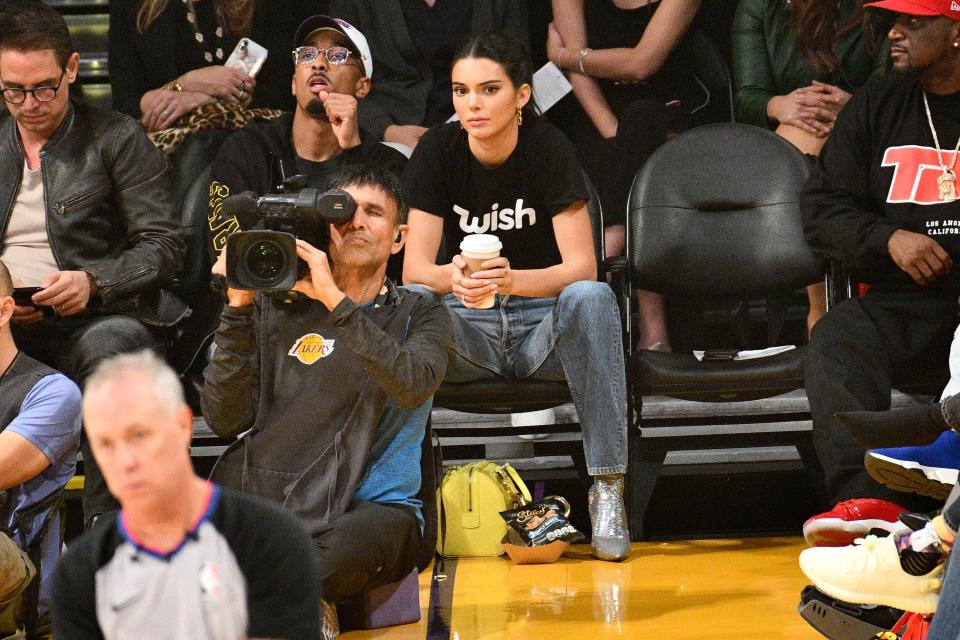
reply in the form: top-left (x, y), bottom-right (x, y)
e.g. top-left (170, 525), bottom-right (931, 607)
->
top-left (345, 536), bottom-right (822, 640)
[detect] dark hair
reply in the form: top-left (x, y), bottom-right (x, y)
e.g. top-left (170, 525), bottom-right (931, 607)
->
top-left (328, 165), bottom-right (409, 226)
top-left (453, 31), bottom-right (539, 122)
top-left (0, 1), bottom-right (75, 69)
top-left (0, 260), bottom-right (12, 298)
top-left (787, 0), bottom-right (882, 74)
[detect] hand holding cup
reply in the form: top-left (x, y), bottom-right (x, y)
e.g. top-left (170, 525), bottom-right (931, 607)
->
top-left (457, 234), bottom-right (503, 308)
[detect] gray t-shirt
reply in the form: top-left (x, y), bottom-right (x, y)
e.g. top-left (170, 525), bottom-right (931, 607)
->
top-left (51, 485), bottom-right (321, 640)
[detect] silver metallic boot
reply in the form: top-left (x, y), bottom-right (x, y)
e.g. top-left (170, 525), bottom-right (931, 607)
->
top-left (589, 474), bottom-right (631, 561)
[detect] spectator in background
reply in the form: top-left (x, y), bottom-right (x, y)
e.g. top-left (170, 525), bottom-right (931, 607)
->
top-left (547, 0), bottom-right (705, 352)
top-left (109, 0), bottom-right (319, 130)
top-left (733, 0), bottom-right (890, 332)
top-left (52, 351), bottom-right (322, 640)
top-left (0, 2), bottom-right (186, 528)
top-left (402, 32), bottom-right (630, 561)
top-left (327, 0), bottom-right (529, 150)
top-left (206, 15), bottom-right (407, 258)
top-left (0, 260), bottom-right (81, 639)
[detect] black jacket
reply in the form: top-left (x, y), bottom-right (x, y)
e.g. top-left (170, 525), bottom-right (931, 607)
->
top-left (0, 100), bottom-right (187, 326)
top-left (204, 280), bottom-right (450, 536)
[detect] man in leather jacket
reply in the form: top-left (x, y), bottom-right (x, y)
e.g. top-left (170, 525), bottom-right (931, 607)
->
top-left (0, 3), bottom-right (186, 527)
top-left (203, 165), bottom-right (449, 638)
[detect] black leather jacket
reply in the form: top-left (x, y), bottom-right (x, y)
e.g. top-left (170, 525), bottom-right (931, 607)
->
top-left (0, 100), bottom-right (187, 326)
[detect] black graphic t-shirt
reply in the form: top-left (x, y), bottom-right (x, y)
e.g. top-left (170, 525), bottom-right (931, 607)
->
top-left (803, 73), bottom-right (960, 291)
top-left (403, 119), bottom-right (589, 270)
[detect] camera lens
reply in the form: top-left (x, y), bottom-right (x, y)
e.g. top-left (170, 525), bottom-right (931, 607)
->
top-left (242, 239), bottom-right (288, 284)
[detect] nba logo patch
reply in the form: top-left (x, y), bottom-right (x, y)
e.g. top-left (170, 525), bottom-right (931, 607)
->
top-left (288, 333), bottom-right (335, 364)
top-left (199, 562), bottom-right (221, 601)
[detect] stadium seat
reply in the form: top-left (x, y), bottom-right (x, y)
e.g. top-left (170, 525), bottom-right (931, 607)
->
top-left (619, 123), bottom-right (825, 539)
top-left (672, 29), bottom-right (735, 124)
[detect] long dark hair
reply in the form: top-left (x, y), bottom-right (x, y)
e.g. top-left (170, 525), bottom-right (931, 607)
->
top-left (787, 0), bottom-right (882, 74)
top-left (452, 31), bottom-right (539, 122)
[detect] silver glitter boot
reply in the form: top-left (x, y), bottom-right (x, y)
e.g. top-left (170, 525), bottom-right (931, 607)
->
top-left (589, 475), bottom-right (631, 561)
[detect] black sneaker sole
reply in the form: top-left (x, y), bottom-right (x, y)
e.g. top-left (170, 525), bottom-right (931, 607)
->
top-left (864, 454), bottom-right (953, 501)
top-left (798, 599), bottom-right (893, 640)
top-left (800, 586), bottom-right (904, 630)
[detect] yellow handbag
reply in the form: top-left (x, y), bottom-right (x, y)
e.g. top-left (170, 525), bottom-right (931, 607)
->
top-left (436, 461), bottom-right (532, 557)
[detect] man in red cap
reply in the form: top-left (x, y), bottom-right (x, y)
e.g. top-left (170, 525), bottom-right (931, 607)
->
top-left (800, 0), bottom-right (960, 544)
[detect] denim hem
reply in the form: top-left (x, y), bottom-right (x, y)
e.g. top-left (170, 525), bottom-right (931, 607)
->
top-left (587, 466), bottom-right (626, 476)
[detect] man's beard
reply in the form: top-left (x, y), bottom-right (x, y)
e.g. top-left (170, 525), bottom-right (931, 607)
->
top-left (891, 62), bottom-right (926, 79)
top-left (305, 98), bottom-right (328, 119)
top-left (889, 52), bottom-right (931, 80)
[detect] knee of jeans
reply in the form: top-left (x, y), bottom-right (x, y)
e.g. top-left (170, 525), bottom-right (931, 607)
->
top-left (400, 284), bottom-right (440, 302)
top-left (558, 280), bottom-right (616, 313)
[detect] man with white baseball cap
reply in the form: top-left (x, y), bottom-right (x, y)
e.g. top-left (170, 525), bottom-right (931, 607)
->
top-left (206, 14), bottom-right (406, 259)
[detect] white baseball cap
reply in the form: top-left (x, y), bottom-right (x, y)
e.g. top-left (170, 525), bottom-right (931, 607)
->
top-left (294, 15), bottom-right (373, 78)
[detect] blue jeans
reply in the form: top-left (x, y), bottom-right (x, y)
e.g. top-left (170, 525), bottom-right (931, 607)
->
top-left (405, 281), bottom-right (626, 475)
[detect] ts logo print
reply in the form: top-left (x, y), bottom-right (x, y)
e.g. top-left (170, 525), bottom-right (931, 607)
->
top-left (882, 146), bottom-right (959, 205)
top-left (288, 333), bottom-right (335, 364)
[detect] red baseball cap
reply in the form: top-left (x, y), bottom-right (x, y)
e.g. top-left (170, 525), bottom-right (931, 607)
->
top-left (865, 0), bottom-right (960, 20)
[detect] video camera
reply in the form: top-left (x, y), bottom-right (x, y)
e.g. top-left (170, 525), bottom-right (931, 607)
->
top-left (223, 175), bottom-right (356, 291)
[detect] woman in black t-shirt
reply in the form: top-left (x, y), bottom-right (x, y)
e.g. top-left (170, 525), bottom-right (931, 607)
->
top-left (403, 32), bottom-right (630, 561)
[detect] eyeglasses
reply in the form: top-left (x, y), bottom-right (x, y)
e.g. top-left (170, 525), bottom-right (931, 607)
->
top-left (292, 46), bottom-right (361, 68)
top-left (0, 70), bottom-right (65, 104)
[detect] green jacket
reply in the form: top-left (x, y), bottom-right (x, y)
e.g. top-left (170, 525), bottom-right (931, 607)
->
top-left (732, 0), bottom-right (890, 127)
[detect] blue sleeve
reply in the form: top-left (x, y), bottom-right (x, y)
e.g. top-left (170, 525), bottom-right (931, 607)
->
top-left (7, 374), bottom-right (82, 466)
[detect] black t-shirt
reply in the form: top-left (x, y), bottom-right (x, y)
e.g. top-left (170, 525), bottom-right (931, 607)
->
top-left (403, 120), bottom-right (589, 270)
top-left (51, 486), bottom-right (322, 640)
top-left (803, 73), bottom-right (960, 291)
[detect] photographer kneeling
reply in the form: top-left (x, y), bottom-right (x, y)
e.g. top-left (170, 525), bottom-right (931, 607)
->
top-left (203, 166), bottom-right (450, 636)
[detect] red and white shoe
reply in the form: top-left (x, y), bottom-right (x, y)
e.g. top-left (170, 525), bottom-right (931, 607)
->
top-left (803, 499), bottom-right (911, 547)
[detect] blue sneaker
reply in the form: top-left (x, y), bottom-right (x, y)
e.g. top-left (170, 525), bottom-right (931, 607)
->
top-left (865, 431), bottom-right (960, 501)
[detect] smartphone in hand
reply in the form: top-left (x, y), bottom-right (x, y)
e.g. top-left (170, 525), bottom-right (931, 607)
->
top-left (12, 286), bottom-right (42, 307)
top-left (225, 38), bottom-right (268, 78)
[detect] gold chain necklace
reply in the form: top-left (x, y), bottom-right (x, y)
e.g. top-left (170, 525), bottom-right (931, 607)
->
top-left (922, 90), bottom-right (960, 202)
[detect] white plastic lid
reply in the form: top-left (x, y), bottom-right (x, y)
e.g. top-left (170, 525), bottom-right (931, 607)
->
top-left (459, 233), bottom-right (502, 254)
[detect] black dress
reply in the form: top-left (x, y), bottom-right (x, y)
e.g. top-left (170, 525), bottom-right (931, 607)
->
top-left (108, 0), bottom-right (320, 118)
top-left (550, 0), bottom-right (714, 225)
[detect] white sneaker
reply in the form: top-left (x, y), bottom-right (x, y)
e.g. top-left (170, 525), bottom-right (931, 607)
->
top-left (798, 534), bottom-right (943, 614)
top-left (511, 408), bottom-right (555, 440)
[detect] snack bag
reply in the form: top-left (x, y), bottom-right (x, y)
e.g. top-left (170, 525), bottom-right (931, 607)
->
top-left (500, 496), bottom-right (585, 547)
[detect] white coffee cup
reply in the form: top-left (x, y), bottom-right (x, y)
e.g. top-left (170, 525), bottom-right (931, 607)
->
top-left (459, 233), bottom-right (503, 309)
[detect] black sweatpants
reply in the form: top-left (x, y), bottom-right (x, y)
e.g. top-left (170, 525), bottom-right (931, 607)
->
top-left (314, 500), bottom-right (423, 603)
top-left (805, 289), bottom-right (957, 505)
